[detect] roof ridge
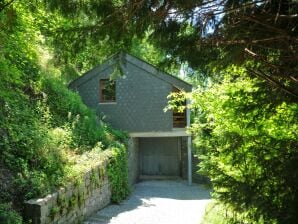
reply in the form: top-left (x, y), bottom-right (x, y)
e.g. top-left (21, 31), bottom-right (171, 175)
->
top-left (120, 51), bottom-right (192, 87)
top-left (69, 51), bottom-right (192, 91)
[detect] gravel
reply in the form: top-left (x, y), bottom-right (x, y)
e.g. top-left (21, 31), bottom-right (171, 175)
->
top-left (84, 179), bottom-right (211, 224)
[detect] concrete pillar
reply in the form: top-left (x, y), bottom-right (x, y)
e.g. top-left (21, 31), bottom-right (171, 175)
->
top-left (186, 99), bottom-right (192, 186)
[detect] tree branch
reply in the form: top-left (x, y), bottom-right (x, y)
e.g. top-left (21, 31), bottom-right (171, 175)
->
top-left (199, 35), bottom-right (298, 46)
top-left (278, 14), bottom-right (298, 19)
top-left (243, 15), bottom-right (287, 35)
top-left (206, 0), bottom-right (269, 16)
top-left (244, 48), bottom-right (279, 70)
top-left (0, 0), bottom-right (16, 13)
top-left (274, 0), bottom-right (282, 23)
top-left (247, 68), bottom-right (298, 99)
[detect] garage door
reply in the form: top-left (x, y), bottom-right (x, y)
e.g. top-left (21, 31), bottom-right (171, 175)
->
top-left (139, 137), bottom-right (180, 176)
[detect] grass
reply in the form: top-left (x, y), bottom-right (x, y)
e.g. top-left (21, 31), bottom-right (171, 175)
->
top-left (200, 200), bottom-right (229, 224)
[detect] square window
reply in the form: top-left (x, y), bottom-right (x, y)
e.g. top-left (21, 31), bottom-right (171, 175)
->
top-left (100, 79), bottom-right (116, 102)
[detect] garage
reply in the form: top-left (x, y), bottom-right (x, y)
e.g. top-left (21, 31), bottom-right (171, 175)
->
top-left (139, 137), bottom-right (181, 178)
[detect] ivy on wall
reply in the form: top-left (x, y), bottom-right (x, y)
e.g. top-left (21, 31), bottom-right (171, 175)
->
top-left (107, 144), bottom-right (130, 203)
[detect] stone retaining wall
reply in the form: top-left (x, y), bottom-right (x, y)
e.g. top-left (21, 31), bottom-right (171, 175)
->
top-left (24, 158), bottom-right (111, 224)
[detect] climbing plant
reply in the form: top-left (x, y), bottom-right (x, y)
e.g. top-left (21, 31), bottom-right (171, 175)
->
top-left (107, 144), bottom-right (130, 203)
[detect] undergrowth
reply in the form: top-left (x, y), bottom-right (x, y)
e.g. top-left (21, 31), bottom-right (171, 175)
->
top-left (201, 201), bottom-right (229, 224)
top-left (0, 3), bottom-right (129, 223)
top-left (0, 203), bottom-right (22, 224)
top-left (107, 144), bottom-right (130, 203)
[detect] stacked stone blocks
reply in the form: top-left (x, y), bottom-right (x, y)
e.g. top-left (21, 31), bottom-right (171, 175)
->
top-left (24, 159), bottom-right (111, 224)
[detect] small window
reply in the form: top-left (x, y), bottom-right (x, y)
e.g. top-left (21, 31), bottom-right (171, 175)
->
top-left (172, 87), bottom-right (186, 128)
top-left (100, 79), bottom-right (116, 102)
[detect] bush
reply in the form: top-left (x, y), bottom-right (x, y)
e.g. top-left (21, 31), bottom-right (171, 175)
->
top-left (0, 203), bottom-right (22, 224)
top-left (107, 144), bottom-right (130, 203)
top-left (201, 201), bottom-right (230, 224)
top-left (191, 66), bottom-right (298, 223)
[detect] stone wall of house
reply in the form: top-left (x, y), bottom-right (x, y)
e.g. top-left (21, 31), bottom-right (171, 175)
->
top-left (128, 137), bottom-right (139, 187)
top-left (70, 53), bottom-right (192, 133)
top-left (24, 159), bottom-right (111, 224)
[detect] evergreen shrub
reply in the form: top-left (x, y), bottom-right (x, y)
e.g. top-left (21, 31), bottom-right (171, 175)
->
top-left (191, 67), bottom-right (298, 223)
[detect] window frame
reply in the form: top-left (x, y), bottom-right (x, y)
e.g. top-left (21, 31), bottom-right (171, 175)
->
top-left (172, 87), bottom-right (186, 128)
top-left (99, 79), bottom-right (116, 103)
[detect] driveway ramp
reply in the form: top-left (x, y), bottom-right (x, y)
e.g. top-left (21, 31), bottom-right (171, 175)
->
top-left (84, 180), bottom-right (211, 224)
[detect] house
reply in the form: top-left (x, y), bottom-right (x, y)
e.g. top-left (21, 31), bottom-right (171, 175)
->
top-left (69, 52), bottom-right (194, 185)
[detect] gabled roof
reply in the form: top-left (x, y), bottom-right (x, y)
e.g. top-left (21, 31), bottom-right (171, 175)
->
top-left (69, 52), bottom-right (192, 91)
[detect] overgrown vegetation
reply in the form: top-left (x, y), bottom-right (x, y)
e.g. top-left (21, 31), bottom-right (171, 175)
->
top-left (168, 65), bottom-right (297, 223)
top-left (0, 2), bottom-right (128, 223)
top-left (201, 201), bottom-right (229, 224)
top-left (1, 0), bottom-right (297, 223)
top-left (0, 203), bottom-right (22, 224)
top-left (190, 66), bottom-right (298, 223)
top-left (107, 145), bottom-right (130, 203)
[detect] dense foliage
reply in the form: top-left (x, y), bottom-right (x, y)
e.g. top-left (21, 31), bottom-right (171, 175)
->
top-left (1, 0), bottom-right (297, 223)
top-left (0, 203), bottom-right (22, 224)
top-left (0, 2), bottom-right (128, 223)
top-left (45, 0), bottom-right (298, 98)
top-left (191, 66), bottom-right (298, 223)
top-left (107, 145), bottom-right (130, 203)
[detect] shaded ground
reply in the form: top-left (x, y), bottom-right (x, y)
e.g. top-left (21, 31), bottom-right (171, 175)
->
top-left (84, 179), bottom-right (211, 224)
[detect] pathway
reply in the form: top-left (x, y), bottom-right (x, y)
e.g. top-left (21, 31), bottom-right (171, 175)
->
top-left (84, 179), bottom-right (211, 224)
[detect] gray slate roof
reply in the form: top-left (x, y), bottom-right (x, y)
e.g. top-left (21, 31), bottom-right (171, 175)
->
top-left (69, 52), bottom-right (192, 92)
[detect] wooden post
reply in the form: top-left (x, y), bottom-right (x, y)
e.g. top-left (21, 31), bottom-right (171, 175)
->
top-left (186, 99), bottom-right (192, 186)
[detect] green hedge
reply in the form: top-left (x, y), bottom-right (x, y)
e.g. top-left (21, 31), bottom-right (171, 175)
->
top-left (107, 144), bottom-right (130, 203)
top-left (192, 67), bottom-right (298, 223)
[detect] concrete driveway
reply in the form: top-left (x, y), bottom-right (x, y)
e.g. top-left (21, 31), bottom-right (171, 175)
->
top-left (84, 180), bottom-right (211, 224)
